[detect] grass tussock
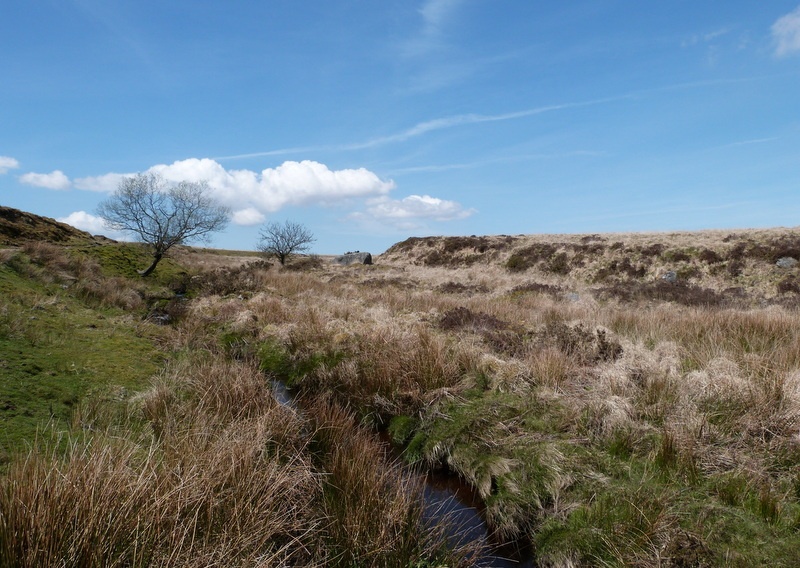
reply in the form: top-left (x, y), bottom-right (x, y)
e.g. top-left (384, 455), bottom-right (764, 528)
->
top-left (1, 351), bottom-right (467, 567)
top-left (0, 351), bottom-right (321, 567)
top-left (308, 396), bottom-right (474, 566)
top-left (1, 423), bottom-right (318, 567)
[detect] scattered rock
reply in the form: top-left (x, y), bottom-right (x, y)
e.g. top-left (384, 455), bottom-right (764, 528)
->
top-left (776, 257), bottom-right (797, 269)
top-left (661, 271), bottom-right (678, 283)
top-left (149, 313), bottom-right (171, 325)
top-left (335, 251), bottom-right (373, 265)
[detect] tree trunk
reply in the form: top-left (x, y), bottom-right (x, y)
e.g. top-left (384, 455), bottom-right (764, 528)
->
top-left (138, 253), bottom-right (163, 277)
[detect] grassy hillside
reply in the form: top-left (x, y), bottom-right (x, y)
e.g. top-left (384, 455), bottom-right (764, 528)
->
top-left (0, 205), bottom-right (94, 245)
top-left (2, 215), bottom-right (800, 566)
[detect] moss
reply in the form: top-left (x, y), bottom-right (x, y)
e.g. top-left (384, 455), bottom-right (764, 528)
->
top-left (257, 339), bottom-right (295, 378)
top-left (404, 431), bottom-right (428, 463)
top-left (219, 329), bottom-right (255, 360)
top-left (388, 414), bottom-right (419, 445)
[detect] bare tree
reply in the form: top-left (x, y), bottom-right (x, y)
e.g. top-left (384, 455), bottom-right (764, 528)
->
top-left (97, 173), bottom-right (230, 276)
top-left (257, 220), bottom-right (316, 265)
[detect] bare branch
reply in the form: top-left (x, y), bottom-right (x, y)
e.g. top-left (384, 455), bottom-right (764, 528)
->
top-left (97, 173), bottom-right (230, 276)
top-left (256, 221), bottom-right (316, 266)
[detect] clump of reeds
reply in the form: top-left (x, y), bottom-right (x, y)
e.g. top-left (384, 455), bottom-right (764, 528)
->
top-left (0, 335), bottom-right (472, 567)
top-left (307, 396), bottom-right (475, 567)
top-left (0, 354), bottom-right (322, 567)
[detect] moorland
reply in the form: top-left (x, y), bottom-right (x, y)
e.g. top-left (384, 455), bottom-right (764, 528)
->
top-left (1, 206), bottom-right (800, 567)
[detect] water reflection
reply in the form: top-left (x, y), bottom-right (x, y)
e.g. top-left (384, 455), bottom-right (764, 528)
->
top-left (271, 379), bottom-right (295, 408)
top-left (421, 468), bottom-right (534, 567)
top-left (271, 380), bottom-right (534, 567)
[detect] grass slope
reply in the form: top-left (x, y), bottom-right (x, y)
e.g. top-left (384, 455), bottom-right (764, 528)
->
top-left (0, 248), bottom-right (162, 463)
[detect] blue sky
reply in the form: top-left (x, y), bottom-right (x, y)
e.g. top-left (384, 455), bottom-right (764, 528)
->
top-left (2, 1), bottom-right (800, 254)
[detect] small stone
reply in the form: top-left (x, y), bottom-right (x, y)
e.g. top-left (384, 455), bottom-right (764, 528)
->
top-left (661, 271), bottom-right (678, 283)
top-left (776, 257), bottom-right (797, 269)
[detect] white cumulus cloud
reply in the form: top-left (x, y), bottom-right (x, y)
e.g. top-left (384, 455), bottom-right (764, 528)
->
top-left (74, 172), bottom-right (133, 192)
top-left (0, 156), bottom-right (20, 174)
top-left (57, 211), bottom-right (114, 236)
top-left (145, 158), bottom-right (395, 214)
top-left (72, 157), bottom-right (473, 230)
top-left (773, 5), bottom-right (800, 56)
top-left (363, 194), bottom-right (475, 228)
top-left (19, 170), bottom-right (71, 190)
top-left (231, 207), bottom-right (266, 226)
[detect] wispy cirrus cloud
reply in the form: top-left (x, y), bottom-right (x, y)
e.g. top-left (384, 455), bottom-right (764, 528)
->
top-left (219, 77), bottom-right (784, 163)
top-left (681, 27), bottom-right (732, 48)
top-left (718, 137), bottom-right (779, 149)
top-left (0, 156), bottom-right (20, 174)
top-left (19, 170), bottom-right (71, 190)
top-left (773, 5), bottom-right (800, 57)
top-left (403, 0), bottom-right (465, 56)
top-left (387, 150), bottom-right (604, 175)
top-left (217, 95), bottom-right (626, 161)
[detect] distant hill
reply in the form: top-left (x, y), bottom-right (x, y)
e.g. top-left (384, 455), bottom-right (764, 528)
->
top-left (0, 206), bottom-right (95, 245)
top-left (378, 228), bottom-right (800, 305)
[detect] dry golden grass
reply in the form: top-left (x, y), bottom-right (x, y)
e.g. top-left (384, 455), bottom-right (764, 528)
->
top-left (0, 352), bottom-right (321, 567)
top-left (4, 227), bottom-right (800, 566)
top-left (1, 335), bottom-right (466, 567)
top-left (207, 229), bottom-right (799, 563)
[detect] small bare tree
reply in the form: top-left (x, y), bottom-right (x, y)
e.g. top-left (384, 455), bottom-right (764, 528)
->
top-left (97, 173), bottom-right (230, 276)
top-left (257, 220), bottom-right (316, 265)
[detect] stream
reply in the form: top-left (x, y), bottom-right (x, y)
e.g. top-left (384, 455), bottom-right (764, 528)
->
top-left (422, 471), bottom-right (533, 567)
top-left (271, 380), bottom-right (535, 567)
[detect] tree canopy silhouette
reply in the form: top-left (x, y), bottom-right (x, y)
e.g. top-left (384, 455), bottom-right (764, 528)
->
top-left (98, 173), bottom-right (230, 276)
top-left (257, 220), bottom-right (316, 266)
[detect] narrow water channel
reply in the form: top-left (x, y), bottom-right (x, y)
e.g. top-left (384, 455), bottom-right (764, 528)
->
top-left (272, 380), bottom-right (536, 567)
top-left (420, 467), bottom-right (534, 567)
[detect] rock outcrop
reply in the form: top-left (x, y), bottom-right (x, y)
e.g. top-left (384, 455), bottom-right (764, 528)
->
top-left (335, 251), bottom-right (373, 265)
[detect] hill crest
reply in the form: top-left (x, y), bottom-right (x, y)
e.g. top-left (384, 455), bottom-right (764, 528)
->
top-left (0, 206), bottom-right (96, 245)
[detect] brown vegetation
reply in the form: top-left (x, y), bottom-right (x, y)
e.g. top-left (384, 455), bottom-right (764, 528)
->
top-left (3, 225), bottom-right (800, 566)
top-left (0, 205), bottom-right (94, 245)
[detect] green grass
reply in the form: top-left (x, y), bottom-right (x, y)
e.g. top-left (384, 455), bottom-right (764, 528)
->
top-left (535, 447), bottom-right (800, 567)
top-left (0, 260), bottom-right (161, 463)
top-left (75, 241), bottom-right (187, 284)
